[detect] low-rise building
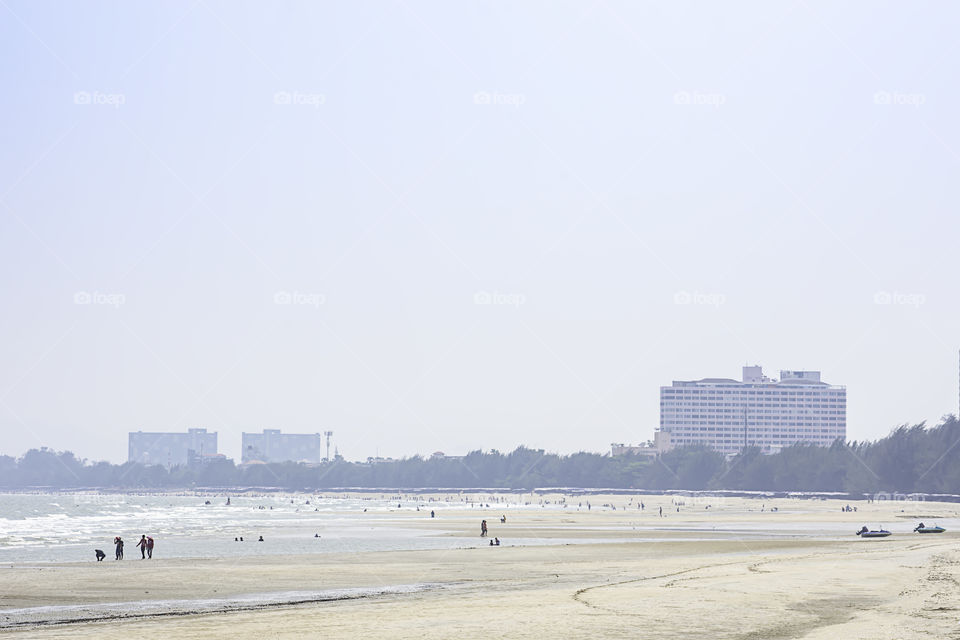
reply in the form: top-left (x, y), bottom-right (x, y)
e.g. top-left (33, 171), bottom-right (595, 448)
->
top-left (241, 429), bottom-right (325, 463)
top-left (128, 428), bottom-right (218, 467)
top-left (611, 431), bottom-right (673, 457)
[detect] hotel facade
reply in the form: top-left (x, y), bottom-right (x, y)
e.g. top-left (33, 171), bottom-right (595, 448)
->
top-left (659, 365), bottom-right (846, 454)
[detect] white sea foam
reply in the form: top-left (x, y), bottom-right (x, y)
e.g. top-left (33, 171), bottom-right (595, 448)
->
top-left (0, 492), bottom-right (536, 563)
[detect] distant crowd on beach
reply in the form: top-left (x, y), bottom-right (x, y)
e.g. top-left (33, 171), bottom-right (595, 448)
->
top-left (93, 492), bottom-right (817, 563)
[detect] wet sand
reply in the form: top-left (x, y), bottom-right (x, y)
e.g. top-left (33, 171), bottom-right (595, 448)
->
top-left (2, 494), bottom-right (959, 638)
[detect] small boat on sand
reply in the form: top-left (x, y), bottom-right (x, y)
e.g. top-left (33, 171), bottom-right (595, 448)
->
top-left (856, 526), bottom-right (891, 538)
top-left (914, 523), bottom-right (946, 534)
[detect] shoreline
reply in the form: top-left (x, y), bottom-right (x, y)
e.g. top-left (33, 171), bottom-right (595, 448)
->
top-left (0, 583), bottom-right (455, 630)
top-left (0, 487), bottom-right (957, 502)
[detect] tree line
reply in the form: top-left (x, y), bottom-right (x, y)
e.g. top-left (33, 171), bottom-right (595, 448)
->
top-left (2, 416), bottom-right (959, 493)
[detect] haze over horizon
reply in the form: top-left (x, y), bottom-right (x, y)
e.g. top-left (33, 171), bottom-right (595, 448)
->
top-left (2, 1), bottom-right (959, 465)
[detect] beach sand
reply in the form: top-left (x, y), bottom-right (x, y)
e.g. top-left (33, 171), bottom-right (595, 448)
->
top-left (2, 494), bottom-right (959, 639)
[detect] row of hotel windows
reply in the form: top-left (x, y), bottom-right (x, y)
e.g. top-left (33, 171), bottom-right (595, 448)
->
top-left (670, 433), bottom-right (842, 438)
top-left (664, 416), bottom-right (844, 420)
top-left (660, 389), bottom-right (847, 399)
top-left (671, 429), bottom-right (839, 437)
top-left (662, 405), bottom-right (845, 409)
top-left (662, 416), bottom-right (845, 421)
top-left (678, 439), bottom-right (833, 444)
top-left (679, 440), bottom-right (833, 450)
top-left (674, 438), bottom-right (837, 441)
top-left (663, 390), bottom-right (844, 393)
top-left (673, 433), bottom-right (842, 442)
top-left (664, 416), bottom-right (843, 420)
top-left (668, 424), bottom-right (843, 429)
top-left (660, 384), bottom-right (847, 394)
top-left (660, 420), bottom-right (846, 431)
top-left (661, 400), bottom-right (845, 404)
top-left (663, 412), bottom-right (845, 416)
top-left (663, 387), bottom-right (844, 393)
top-left (662, 403), bottom-right (845, 408)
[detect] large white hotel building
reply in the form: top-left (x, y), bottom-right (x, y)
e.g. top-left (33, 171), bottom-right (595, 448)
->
top-left (659, 365), bottom-right (846, 454)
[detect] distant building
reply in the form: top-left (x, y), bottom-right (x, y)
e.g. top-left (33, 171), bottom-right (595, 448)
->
top-left (241, 429), bottom-right (325, 464)
top-left (128, 428), bottom-right (218, 467)
top-left (428, 451), bottom-right (465, 461)
top-left (659, 365), bottom-right (846, 454)
top-left (611, 431), bottom-right (673, 457)
top-left (611, 443), bottom-right (657, 458)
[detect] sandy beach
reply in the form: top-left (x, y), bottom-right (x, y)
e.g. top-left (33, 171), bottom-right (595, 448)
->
top-left (2, 494), bottom-right (959, 639)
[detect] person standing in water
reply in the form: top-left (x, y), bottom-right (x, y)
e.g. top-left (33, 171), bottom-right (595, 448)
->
top-left (114, 536), bottom-right (124, 560)
top-left (146, 536), bottom-right (154, 559)
top-left (136, 535), bottom-right (148, 559)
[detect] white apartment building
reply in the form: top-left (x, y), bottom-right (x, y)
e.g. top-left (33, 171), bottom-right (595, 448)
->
top-left (659, 365), bottom-right (846, 454)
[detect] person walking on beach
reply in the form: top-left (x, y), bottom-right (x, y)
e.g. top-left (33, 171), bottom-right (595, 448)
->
top-left (481, 520), bottom-right (488, 537)
top-left (146, 536), bottom-right (154, 559)
top-left (137, 535), bottom-right (148, 559)
top-left (114, 536), bottom-right (124, 560)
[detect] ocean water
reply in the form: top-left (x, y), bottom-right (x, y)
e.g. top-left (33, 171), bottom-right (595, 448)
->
top-left (0, 492), bottom-right (523, 564)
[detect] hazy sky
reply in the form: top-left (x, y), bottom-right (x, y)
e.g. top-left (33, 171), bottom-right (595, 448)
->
top-left (1, 1), bottom-right (958, 464)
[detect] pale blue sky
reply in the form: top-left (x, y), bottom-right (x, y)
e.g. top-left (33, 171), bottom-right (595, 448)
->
top-left (1, 1), bottom-right (958, 463)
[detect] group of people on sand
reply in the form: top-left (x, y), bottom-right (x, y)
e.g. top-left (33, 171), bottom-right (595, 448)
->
top-left (480, 519), bottom-right (504, 546)
top-left (103, 534), bottom-right (154, 561)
